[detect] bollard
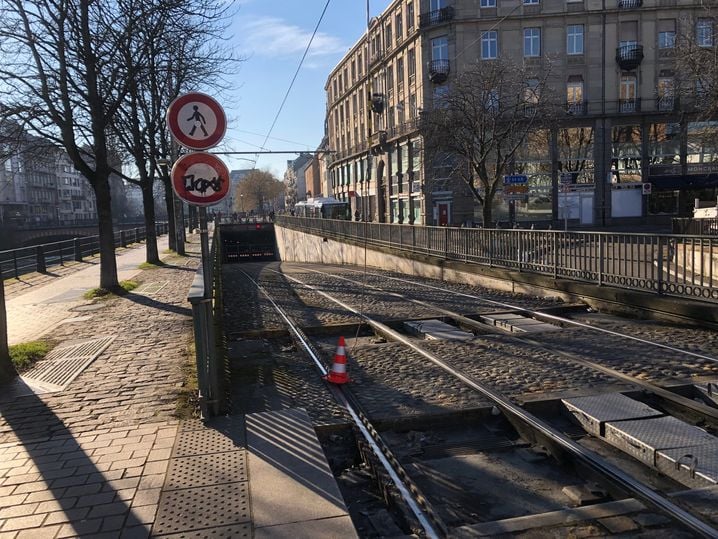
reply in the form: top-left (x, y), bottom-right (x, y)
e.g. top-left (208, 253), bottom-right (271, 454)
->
top-left (120, 230), bottom-right (127, 248)
top-left (74, 238), bottom-right (82, 262)
top-left (36, 245), bottom-right (46, 273)
top-left (135, 228), bottom-right (141, 243)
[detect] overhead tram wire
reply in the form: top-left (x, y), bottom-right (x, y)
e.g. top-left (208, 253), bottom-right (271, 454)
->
top-left (253, 0), bottom-right (333, 169)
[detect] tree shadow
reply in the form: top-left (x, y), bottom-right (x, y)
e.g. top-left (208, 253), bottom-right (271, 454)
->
top-left (122, 292), bottom-right (193, 317)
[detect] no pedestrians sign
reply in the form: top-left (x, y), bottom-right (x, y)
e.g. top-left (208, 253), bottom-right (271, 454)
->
top-left (166, 92), bottom-right (227, 151)
top-left (171, 153), bottom-right (229, 206)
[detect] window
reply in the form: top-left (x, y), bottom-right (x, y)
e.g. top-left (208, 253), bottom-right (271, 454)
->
top-left (567, 25), bottom-right (584, 55)
top-left (481, 31), bottom-right (498, 59)
top-left (431, 36), bottom-right (448, 60)
top-left (697, 19), bottom-right (714, 47)
top-left (657, 77), bottom-right (674, 111)
top-left (397, 57), bottom-right (405, 90)
top-left (430, 0), bottom-right (445, 10)
top-left (357, 53), bottom-right (363, 75)
top-left (433, 85), bottom-right (449, 108)
top-left (524, 79), bottom-right (540, 104)
top-left (408, 48), bottom-right (416, 80)
top-left (387, 64), bottom-right (394, 96)
top-left (524, 28), bottom-right (541, 57)
top-left (481, 0), bottom-right (496, 7)
top-left (620, 75), bottom-right (637, 112)
top-left (485, 89), bottom-right (499, 112)
top-left (351, 60), bottom-right (356, 81)
top-left (567, 78), bottom-right (583, 104)
top-left (409, 93), bottom-right (416, 118)
top-left (524, 0), bottom-right (539, 4)
top-left (386, 23), bottom-right (393, 48)
top-left (658, 19), bottom-right (675, 49)
top-left (396, 12), bottom-right (403, 40)
top-left (407, 1), bottom-right (414, 30)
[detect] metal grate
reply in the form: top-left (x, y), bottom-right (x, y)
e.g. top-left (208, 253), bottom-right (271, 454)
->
top-left (153, 524), bottom-right (252, 538)
top-left (152, 483), bottom-right (251, 535)
top-left (165, 452), bottom-right (247, 490)
top-left (134, 281), bottom-right (169, 296)
top-left (20, 336), bottom-right (116, 393)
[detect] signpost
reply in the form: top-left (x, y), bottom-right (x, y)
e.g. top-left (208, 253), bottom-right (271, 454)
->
top-left (503, 175), bottom-right (528, 226)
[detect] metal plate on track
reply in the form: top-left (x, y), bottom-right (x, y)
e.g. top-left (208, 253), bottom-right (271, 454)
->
top-left (563, 393), bottom-right (662, 437)
top-left (19, 335), bottom-right (116, 394)
top-left (605, 416), bottom-right (718, 467)
top-left (152, 482), bottom-right (251, 535)
top-left (165, 452), bottom-right (248, 490)
top-left (657, 444), bottom-right (718, 487)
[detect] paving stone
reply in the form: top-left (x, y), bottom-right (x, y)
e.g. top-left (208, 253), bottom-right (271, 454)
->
top-left (87, 501), bottom-right (130, 519)
top-left (56, 518), bottom-right (103, 537)
top-left (599, 515), bottom-right (640, 534)
top-left (0, 514), bottom-right (46, 532)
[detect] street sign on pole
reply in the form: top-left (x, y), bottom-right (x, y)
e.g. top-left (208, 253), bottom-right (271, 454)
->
top-left (503, 174), bottom-right (529, 201)
top-left (166, 92), bottom-right (227, 151)
top-left (171, 153), bottom-right (230, 206)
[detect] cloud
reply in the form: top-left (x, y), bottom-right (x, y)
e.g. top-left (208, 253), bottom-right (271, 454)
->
top-left (241, 16), bottom-right (347, 59)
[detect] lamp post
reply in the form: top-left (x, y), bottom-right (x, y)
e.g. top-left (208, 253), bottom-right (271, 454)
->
top-left (240, 194), bottom-right (245, 218)
top-left (157, 158), bottom-right (185, 255)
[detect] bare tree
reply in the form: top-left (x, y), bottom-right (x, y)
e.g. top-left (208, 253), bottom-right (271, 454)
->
top-left (420, 59), bottom-right (557, 225)
top-left (112, 0), bottom-right (236, 263)
top-left (0, 0), bottom-right (167, 290)
top-left (236, 170), bottom-right (284, 215)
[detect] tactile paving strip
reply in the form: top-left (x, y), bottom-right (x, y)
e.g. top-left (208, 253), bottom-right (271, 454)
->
top-left (153, 524), bottom-right (252, 538)
top-left (165, 452), bottom-right (248, 490)
top-left (172, 425), bottom-right (246, 457)
top-left (152, 483), bottom-right (251, 535)
top-left (20, 335), bottom-right (116, 392)
top-left (134, 281), bottom-right (170, 295)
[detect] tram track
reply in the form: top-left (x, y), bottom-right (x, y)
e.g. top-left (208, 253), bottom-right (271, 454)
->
top-left (239, 264), bottom-right (718, 537)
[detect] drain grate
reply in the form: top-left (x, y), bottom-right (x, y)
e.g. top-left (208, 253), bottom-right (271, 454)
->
top-left (165, 452), bottom-right (247, 490)
top-left (152, 483), bottom-right (250, 535)
top-left (21, 336), bottom-right (116, 393)
top-left (134, 281), bottom-right (169, 296)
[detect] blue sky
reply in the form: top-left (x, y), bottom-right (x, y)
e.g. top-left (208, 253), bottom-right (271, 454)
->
top-left (218, 0), bottom-right (384, 178)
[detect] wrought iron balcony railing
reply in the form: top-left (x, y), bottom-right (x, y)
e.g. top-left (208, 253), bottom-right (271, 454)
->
top-left (419, 6), bottom-right (454, 28)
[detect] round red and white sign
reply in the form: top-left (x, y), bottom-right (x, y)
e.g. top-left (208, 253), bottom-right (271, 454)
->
top-left (166, 93), bottom-right (227, 151)
top-left (171, 153), bottom-right (230, 206)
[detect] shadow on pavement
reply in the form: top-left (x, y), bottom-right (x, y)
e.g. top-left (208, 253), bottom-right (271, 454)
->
top-left (123, 292), bottom-right (192, 317)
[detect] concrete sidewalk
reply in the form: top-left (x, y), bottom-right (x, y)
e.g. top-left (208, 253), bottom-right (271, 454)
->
top-left (0, 238), bottom-right (356, 538)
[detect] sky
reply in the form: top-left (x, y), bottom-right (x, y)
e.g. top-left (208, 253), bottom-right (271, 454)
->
top-left (217, 0), bottom-right (385, 178)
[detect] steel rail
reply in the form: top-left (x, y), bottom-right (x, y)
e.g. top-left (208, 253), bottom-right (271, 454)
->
top-left (297, 266), bottom-right (718, 422)
top-left (239, 269), bottom-right (442, 539)
top-left (335, 268), bottom-right (718, 365)
top-left (275, 269), bottom-right (718, 538)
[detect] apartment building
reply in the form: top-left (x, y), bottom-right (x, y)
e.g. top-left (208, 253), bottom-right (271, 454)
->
top-left (326, 0), bottom-right (716, 226)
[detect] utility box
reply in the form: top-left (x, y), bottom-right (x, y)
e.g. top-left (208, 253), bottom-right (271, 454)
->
top-left (562, 393), bottom-right (662, 437)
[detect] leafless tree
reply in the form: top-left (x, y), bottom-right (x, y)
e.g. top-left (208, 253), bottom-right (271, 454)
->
top-left (420, 59), bottom-right (558, 225)
top-left (111, 0), bottom-right (237, 263)
top-left (0, 0), bottom-right (169, 290)
top-left (235, 170), bottom-right (284, 215)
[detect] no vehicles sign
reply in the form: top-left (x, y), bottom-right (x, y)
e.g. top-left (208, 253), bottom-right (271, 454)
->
top-left (171, 153), bottom-right (229, 206)
top-left (166, 92), bottom-right (227, 151)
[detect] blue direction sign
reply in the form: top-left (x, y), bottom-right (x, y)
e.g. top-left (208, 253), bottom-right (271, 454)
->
top-left (503, 174), bottom-right (528, 185)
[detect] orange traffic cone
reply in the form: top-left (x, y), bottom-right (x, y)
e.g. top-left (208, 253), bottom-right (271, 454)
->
top-left (324, 336), bottom-right (350, 384)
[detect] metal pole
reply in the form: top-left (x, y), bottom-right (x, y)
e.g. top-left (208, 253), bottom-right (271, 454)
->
top-left (199, 207), bottom-right (211, 299)
top-left (175, 196), bottom-right (186, 255)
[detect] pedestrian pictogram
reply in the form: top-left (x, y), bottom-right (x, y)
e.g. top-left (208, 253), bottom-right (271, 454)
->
top-left (171, 153), bottom-right (230, 206)
top-left (166, 92), bottom-right (227, 150)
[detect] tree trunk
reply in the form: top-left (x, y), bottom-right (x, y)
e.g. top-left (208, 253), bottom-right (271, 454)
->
top-left (93, 178), bottom-right (119, 290)
top-left (163, 177), bottom-right (177, 251)
top-left (482, 193), bottom-right (495, 227)
top-left (0, 281), bottom-right (16, 385)
top-left (141, 182), bottom-right (159, 264)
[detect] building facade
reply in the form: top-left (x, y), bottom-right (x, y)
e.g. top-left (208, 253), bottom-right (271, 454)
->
top-left (326, 0), bottom-right (716, 226)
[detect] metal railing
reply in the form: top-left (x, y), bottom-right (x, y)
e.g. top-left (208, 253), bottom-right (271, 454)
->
top-left (277, 217), bottom-right (718, 303)
top-left (0, 223), bottom-right (168, 280)
top-left (187, 227), bottom-right (225, 418)
top-left (673, 218), bottom-right (718, 236)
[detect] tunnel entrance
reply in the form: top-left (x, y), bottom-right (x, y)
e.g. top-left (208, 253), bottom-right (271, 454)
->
top-left (220, 222), bottom-right (277, 263)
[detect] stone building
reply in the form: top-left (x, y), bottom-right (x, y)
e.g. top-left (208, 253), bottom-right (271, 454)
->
top-left (325, 0), bottom-right (715, 226)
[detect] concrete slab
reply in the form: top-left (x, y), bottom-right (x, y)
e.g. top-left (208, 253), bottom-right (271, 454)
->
top-left (254, 515), bottom-right (358, 539)
top-left (247, 408), bottom-right (356, 534)
top-left (404, 319), bottom-right (474, 341)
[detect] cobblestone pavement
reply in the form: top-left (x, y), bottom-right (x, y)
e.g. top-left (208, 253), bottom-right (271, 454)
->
top-left (0, 241), bottom-right (200, 538)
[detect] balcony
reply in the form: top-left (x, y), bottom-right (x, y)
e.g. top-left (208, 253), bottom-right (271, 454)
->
top-left (657, 95), bottom-right (676, 112)
top-left (369, 49), bottom-right (385, 68)
top-left (616, 44), bottom-right (643, 70)
top-left (566, 101), bottom-right (588, 115)
top-left (618, 98), bottom-right (641, 113)
top-left (617, 0), bottom-right (642, 8)
top-left (419, 6), bottom-right (454, 28)
top-left (428, 59), bottom-right (450, 84)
